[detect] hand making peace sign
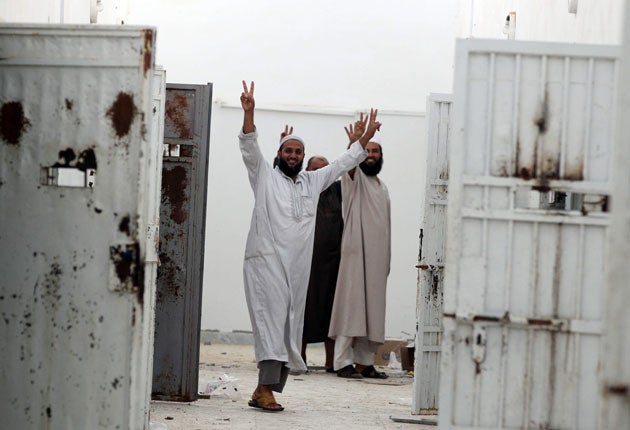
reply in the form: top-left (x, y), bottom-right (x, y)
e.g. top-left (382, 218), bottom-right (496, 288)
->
top-left (241, 80), bottom-right (255, 112)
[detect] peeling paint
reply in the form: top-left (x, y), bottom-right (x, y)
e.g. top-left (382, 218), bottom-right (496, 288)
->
top-left (119, 215), bottom-right (131, 236)
top-left (56, 148), bottom-right (76, 165)
top-left (0, 101), bottom-right (31, 145)
top-left (111, 246), bottom-right (134, 285)
top-left (75, 148), bottom-right (97, 171)
top-left (109, 244), bottom-right (144, 304)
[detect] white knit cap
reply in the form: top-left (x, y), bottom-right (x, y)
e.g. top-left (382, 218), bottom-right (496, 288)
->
top-left (279, 134), bottom-right (305, 147)
top-left (369, 131), bottom-right (382, 145)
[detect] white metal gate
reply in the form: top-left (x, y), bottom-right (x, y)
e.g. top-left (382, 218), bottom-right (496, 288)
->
top-left (599, 4), bottom-right (630, 427)
top-left (0, 24), bottom-right (157, 429)
top-left (439, 39), bottom-right (618, 429)
top-left (142, 66), bottom-right (167, 417)
top-left (413, 94), bottom-right (452, 415)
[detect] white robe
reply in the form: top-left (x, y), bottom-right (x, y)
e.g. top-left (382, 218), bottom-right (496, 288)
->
top-left (239, 129), bottom-right (367, 371)
top-left (328, 168), bottom-right (391, 344)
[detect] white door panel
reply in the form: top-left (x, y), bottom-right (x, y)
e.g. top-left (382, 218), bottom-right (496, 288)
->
top-left (0, 24), bottom-right (157, 430)
top-left (440, 39), bottom-right (618, 429)
top-left (413, 94), bottom-right (452, 415)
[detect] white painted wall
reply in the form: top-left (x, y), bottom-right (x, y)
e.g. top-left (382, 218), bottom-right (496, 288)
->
top-left (457, 0), bottom-right (624, 44)
top-left (0, 0), bottom-right (129, 24)
top-left (0, 0), bottom-right (457, 339)
top-left (3, 0), bottom-right (624, 339)
top-left (126, 0), bottom-right (459, 338)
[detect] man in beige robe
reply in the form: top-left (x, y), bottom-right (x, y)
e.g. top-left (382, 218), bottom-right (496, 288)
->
top-left (328, 124), bottom-right (391, 379)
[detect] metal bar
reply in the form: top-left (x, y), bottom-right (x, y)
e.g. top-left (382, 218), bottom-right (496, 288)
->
top-left (389, 415), bottom-right (437, 425)
top-left (511, 54), bottom-right (521, 177)
top-left (0, 25), bottom-right (153, 37)
top-left (462, 175), bottom-right (609, 193)
top-left (536, 55), bottom-right (548, 180)
top-left (574, 224), bottom-right (586, 428)
top-left (430, 179), bottom-right (449, 186)
top-left (443, 314), bottom-right (602, 335)
top-left (162, 156), bottom-right (194, 163)
top-left (0, 59), bottom-right (141, 68)
top-left (485, 53), bottom-right (496, 176)
top-left (461, 209), bottom-right (609, 226)
top-left (583, 59), bottom-right (594, 180)
top-left (504, 217), bottom-right (514, 310)
top-left (498, 325), bottom-right (508, 428)
top-left (560, 57), bottom-right (570, 178)
top-left (497, 210), bottom-right (515, 428)
top-left (427, 200), bottom-right (448, 206)
top-left (522, 220), bottom-right (539, 428)
top-left (457, 38), bottom-right (619, 59)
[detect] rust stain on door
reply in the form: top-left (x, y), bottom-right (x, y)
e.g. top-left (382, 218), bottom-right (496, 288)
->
top-left (1, 101), bottom-right (31, 145)
top-left (142, 29), bottom-right (154, 77)
top-left (165, 95), bottom-right (192, 139)
top-left (161, 166), bottom-right (189, 224)
top-left (106, 92), bottom-right (137, 138)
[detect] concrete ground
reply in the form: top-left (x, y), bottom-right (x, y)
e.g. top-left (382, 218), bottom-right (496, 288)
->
top-left (149, 343), bottom-right (436, 429)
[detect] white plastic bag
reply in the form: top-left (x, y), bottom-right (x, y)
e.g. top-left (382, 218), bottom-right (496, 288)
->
top-left (202, 374), bottom-right (241, 400)
top-left (387, 351), bottom-right (402, 370)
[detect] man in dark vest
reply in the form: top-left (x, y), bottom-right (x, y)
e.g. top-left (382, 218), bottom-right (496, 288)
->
top-left (300, 153), bottom-right (343, 373)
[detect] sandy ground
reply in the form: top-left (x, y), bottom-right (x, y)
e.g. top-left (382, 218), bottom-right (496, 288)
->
top-left (149, 343), bottom-right (436, 429)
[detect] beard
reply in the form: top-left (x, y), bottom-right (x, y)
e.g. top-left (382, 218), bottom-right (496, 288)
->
top-left (359, 156), bottom-right (383, 176)
top-left (277, 157), bottom-right (303, 177)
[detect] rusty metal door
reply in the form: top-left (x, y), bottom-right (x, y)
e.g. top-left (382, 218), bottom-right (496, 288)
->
top-left (151, 83), bottom-right (212, 401)
top-left (413, 94), bottom-right (452, 415)
top-left (0, 24), bottom-right (157, 429)
top-left (439, 39), bottom-right (618, 429)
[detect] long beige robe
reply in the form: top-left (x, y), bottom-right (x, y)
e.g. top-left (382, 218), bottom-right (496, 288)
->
top-left (328, 168), bottom-right (391, 344)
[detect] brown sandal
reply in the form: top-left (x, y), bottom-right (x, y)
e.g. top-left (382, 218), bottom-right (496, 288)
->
top-left (248, 391), bottom-right (284, 412)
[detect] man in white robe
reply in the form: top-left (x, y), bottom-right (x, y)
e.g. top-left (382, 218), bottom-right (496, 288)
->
top-left (238, 81), bottom-right (381, 411)
top-left (328, 126), bottom-right (391, 379)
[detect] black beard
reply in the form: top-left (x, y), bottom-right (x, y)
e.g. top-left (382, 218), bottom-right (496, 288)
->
top-left (359, 157), bottom-right (383, 176)
top-left (277, 157), bottom-right (303, 177)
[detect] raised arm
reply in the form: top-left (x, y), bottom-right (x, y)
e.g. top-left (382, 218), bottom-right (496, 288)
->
top-left (344, 111), bottom-right (367, 149)
top-left (344, 109), bottom-right (381, 179)
top-left (359, 108), bottom-right (381, 148)
top-left (241, 80), bottom-right (255, 134)
top-left (280, 124), bottom-right (293, 141)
